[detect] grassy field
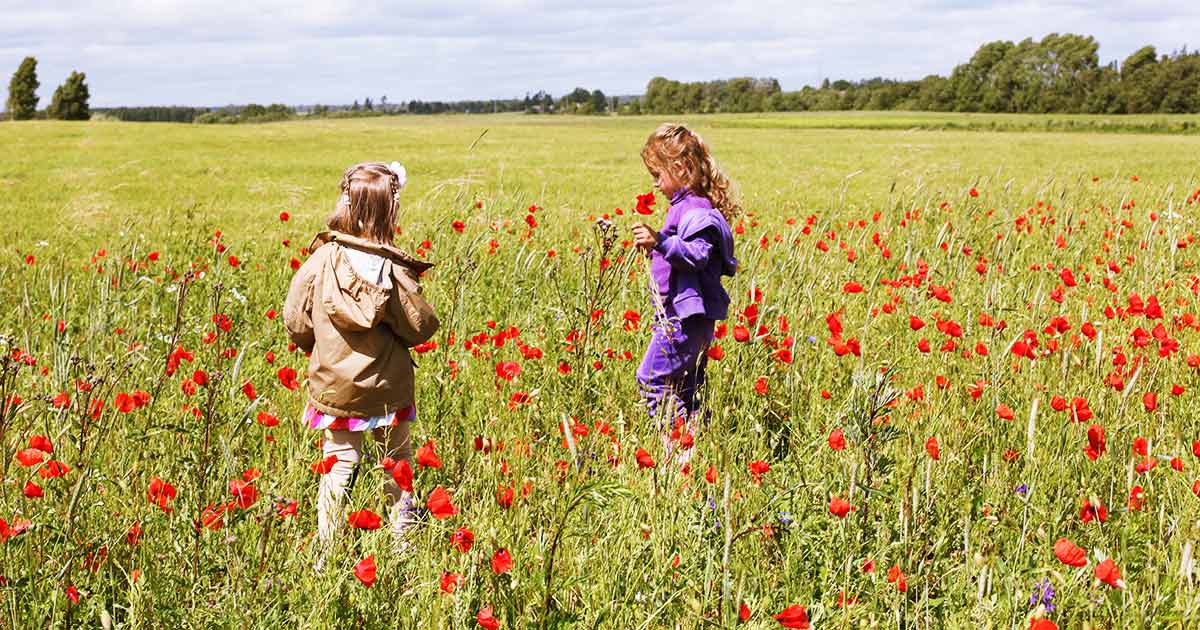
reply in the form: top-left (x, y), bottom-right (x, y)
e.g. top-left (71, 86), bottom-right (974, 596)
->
top-left (2, 113), bottom-right (1200, 628)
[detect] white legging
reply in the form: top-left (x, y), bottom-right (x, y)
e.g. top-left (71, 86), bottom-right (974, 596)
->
top-left (317, 422), bottom-right (414, 546)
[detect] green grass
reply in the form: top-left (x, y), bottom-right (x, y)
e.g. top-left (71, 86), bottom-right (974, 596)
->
top-left (1, 113), bottom-right (1200, 627)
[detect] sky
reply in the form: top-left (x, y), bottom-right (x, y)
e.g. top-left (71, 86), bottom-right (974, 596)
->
top-left (2, 0), bottom-right (1197, 108)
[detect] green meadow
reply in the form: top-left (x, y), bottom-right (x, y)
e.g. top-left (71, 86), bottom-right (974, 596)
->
top-left (1, 112), bottom-right (1200, 628)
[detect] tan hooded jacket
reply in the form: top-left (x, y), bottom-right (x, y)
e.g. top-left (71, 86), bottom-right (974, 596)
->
top-left (283, 231), bottom-right (439, 418)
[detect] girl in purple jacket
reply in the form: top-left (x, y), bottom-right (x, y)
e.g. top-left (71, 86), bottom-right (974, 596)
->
top-left (631, 123), bottom-right (739, 464)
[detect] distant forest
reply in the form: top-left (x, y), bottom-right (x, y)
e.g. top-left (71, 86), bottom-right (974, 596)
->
top-left (27, 33), bottom-right (1200, 123)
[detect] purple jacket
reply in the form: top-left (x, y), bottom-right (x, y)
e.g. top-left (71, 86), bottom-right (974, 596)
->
top-left (649, 189), bottom-right (738, 320)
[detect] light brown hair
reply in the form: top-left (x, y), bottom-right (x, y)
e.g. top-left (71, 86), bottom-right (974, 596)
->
top-left (641, 123), bottom-right (740, 221)
top-left (327, 162), bottom-right (402, 243)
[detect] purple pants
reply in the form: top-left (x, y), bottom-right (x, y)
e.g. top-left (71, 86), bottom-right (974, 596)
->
top-left (636, 316), bottom-right (715, 424)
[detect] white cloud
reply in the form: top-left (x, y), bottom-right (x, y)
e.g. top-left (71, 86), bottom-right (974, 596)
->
top-left (0, 0), bottom-right (1196, 106)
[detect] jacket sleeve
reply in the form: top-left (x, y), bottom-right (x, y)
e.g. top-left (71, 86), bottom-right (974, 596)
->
top-left (653, 227), bottom-right (718, 272)
top-left (283, 262), bottom-right (316, 353)
top-left (385, 264), bottom-right (440, 347)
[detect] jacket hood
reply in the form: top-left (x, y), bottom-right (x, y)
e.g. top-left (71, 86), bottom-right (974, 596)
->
top-left (319, 246), bottom-right (392, 332)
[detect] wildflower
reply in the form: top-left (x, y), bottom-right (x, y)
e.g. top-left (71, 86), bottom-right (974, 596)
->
top-left (348, 509), bottom-right (382, 530)
top-left (354, 556), bottom-right (377, 587)
top-left (1095, 558), bottom-right (1125, 588)
top-left (427, 486), bottom-right (458, 519)
top-left (476, 606), bottom-right (501, 630)
top-left (147, 477), bottom-right (177, 512)
top-left (829, 495), bottom-right (854, 519)
top-left (773, 604), bottom-right (810, 629)
top-left (417, 440), bottom-right (443, 468)
top-left (450, 526), bottom-right (474, 552)
top-left (1053, 538), bottom-right (1087, 567)
top-left (440, 572), bottom-right (462, 593)
top-left (1028, 577), bottom-right (1055, 612)
top-left (491, 548), bottom-right (513, 574)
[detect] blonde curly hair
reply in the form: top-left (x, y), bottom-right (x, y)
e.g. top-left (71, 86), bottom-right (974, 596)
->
top-left (641, 123), bottom-right (740, 221)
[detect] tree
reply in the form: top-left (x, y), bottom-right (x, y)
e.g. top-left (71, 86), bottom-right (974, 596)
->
top-left (590, 89), bottom-right (607, 113)
top-left (47, 71), bottom-right (90, 120)
top-left (6, 56), bottom-right (40, 120)
top-left (364, 97), bottom-right (373, 111)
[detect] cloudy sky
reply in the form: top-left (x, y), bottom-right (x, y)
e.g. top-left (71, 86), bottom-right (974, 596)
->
top-left (2, 0), bottom-right (1197, 107)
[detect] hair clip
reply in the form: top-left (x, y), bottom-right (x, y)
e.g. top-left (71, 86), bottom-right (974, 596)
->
top-left (388, 162), bottom-right (407, 190)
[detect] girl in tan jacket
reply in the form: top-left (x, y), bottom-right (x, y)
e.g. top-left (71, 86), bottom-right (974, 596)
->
top-left (284, 162), bottom-right (439, 558)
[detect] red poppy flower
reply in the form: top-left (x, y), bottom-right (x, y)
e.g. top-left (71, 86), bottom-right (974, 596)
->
top-left (427, 485), bottom-right (458, 519)
top-left (1054, 538), bottom-right (1087, 567)
top-left (496, 484), bottom-right (514, 508)
top-left (1128, 485), bottom-right (1146, 511)
top-left (277, 367), bottom-right (300, 391)
top-left (634, 192), bottom-right (656, 215)
top-left (828, 428), bottom-right (846, 451)
top-left (440, 571), bottom-right (463, 593)
top-left (354, 556), bottom-right (377, 588)
top-left (996, 404), bottom-right (1015, 421)
top-left (392, 459), bottom-right (414, 492)
top-left (829, 495), bottom-right (854, 519)
top-left (887, 565), bottom-right (908, 591)
top-left (417, 440), bottom-right (443, 468)
top-left (705, 466), bottom-right (718, 484)
top-left (635, 447), bottom-right (656, 470)
top-left (38, 460), bottom-right (71, 478)
top-left (748, 460), bottom-right (770, 484)
top-left (228, 479), bottom-right (258, 509)
top-left (773, 604), bottom-right (810, 629)
top-left (23, 481), bottom-right (43, 498)
top-left (1080, 498), bottom-right (1107, 523)
top-left (115, 392), bottom-right (136, 413)
top-left (147, 477), bottom-right (177, 512)
top-left (241, 381), bottom-right (257, 400)
top-left (1095, 558), bottom-right (1124, 588)
top-left (29, 435), bottom-right (53, 453)
top-left (311, 454), bottom-right (338, 474)
top-left (754, 377), bottom-right (769, 396)
top-left (1085, 424), bottom-right (1106, 460)
top-left (495, 361), bottom-right (521, 381)
top-left (739, 602), bottom-right (752, 621)
top-left (925, 436), bottom-right (940, 460)
top-left (256, 411), bottom-right (279, 427)
top-left (348, 509), bottom-right (382, 530)
top-left (15, 449), bottom-right (43, 467)
top-left (491, 548), bottom-right (513, 574)
top-left (476, 606), bottom-right (501, 630)
top-left (450, 526), bottom-right (475, 552)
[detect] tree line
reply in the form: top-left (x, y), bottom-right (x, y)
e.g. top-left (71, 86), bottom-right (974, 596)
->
top-left (631, 34), bottom-right (1200, 115)
top-left (7, 34), bottom-right (1199, 122)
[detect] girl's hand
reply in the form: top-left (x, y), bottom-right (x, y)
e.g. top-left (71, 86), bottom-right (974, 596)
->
top-left (631, 223), bottom-right (659, 252)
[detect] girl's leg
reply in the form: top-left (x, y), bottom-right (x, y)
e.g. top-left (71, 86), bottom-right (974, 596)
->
top-left (317, 429), bottom-right (364, 548)
top-left (372, 421), bottom-right (415, 540)
top-left (677, 317), bottom-right (716, 418)
top-left (637, 321), bottom-right (686, 429)
top-left (667, 318), bottom-right (715, 465)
